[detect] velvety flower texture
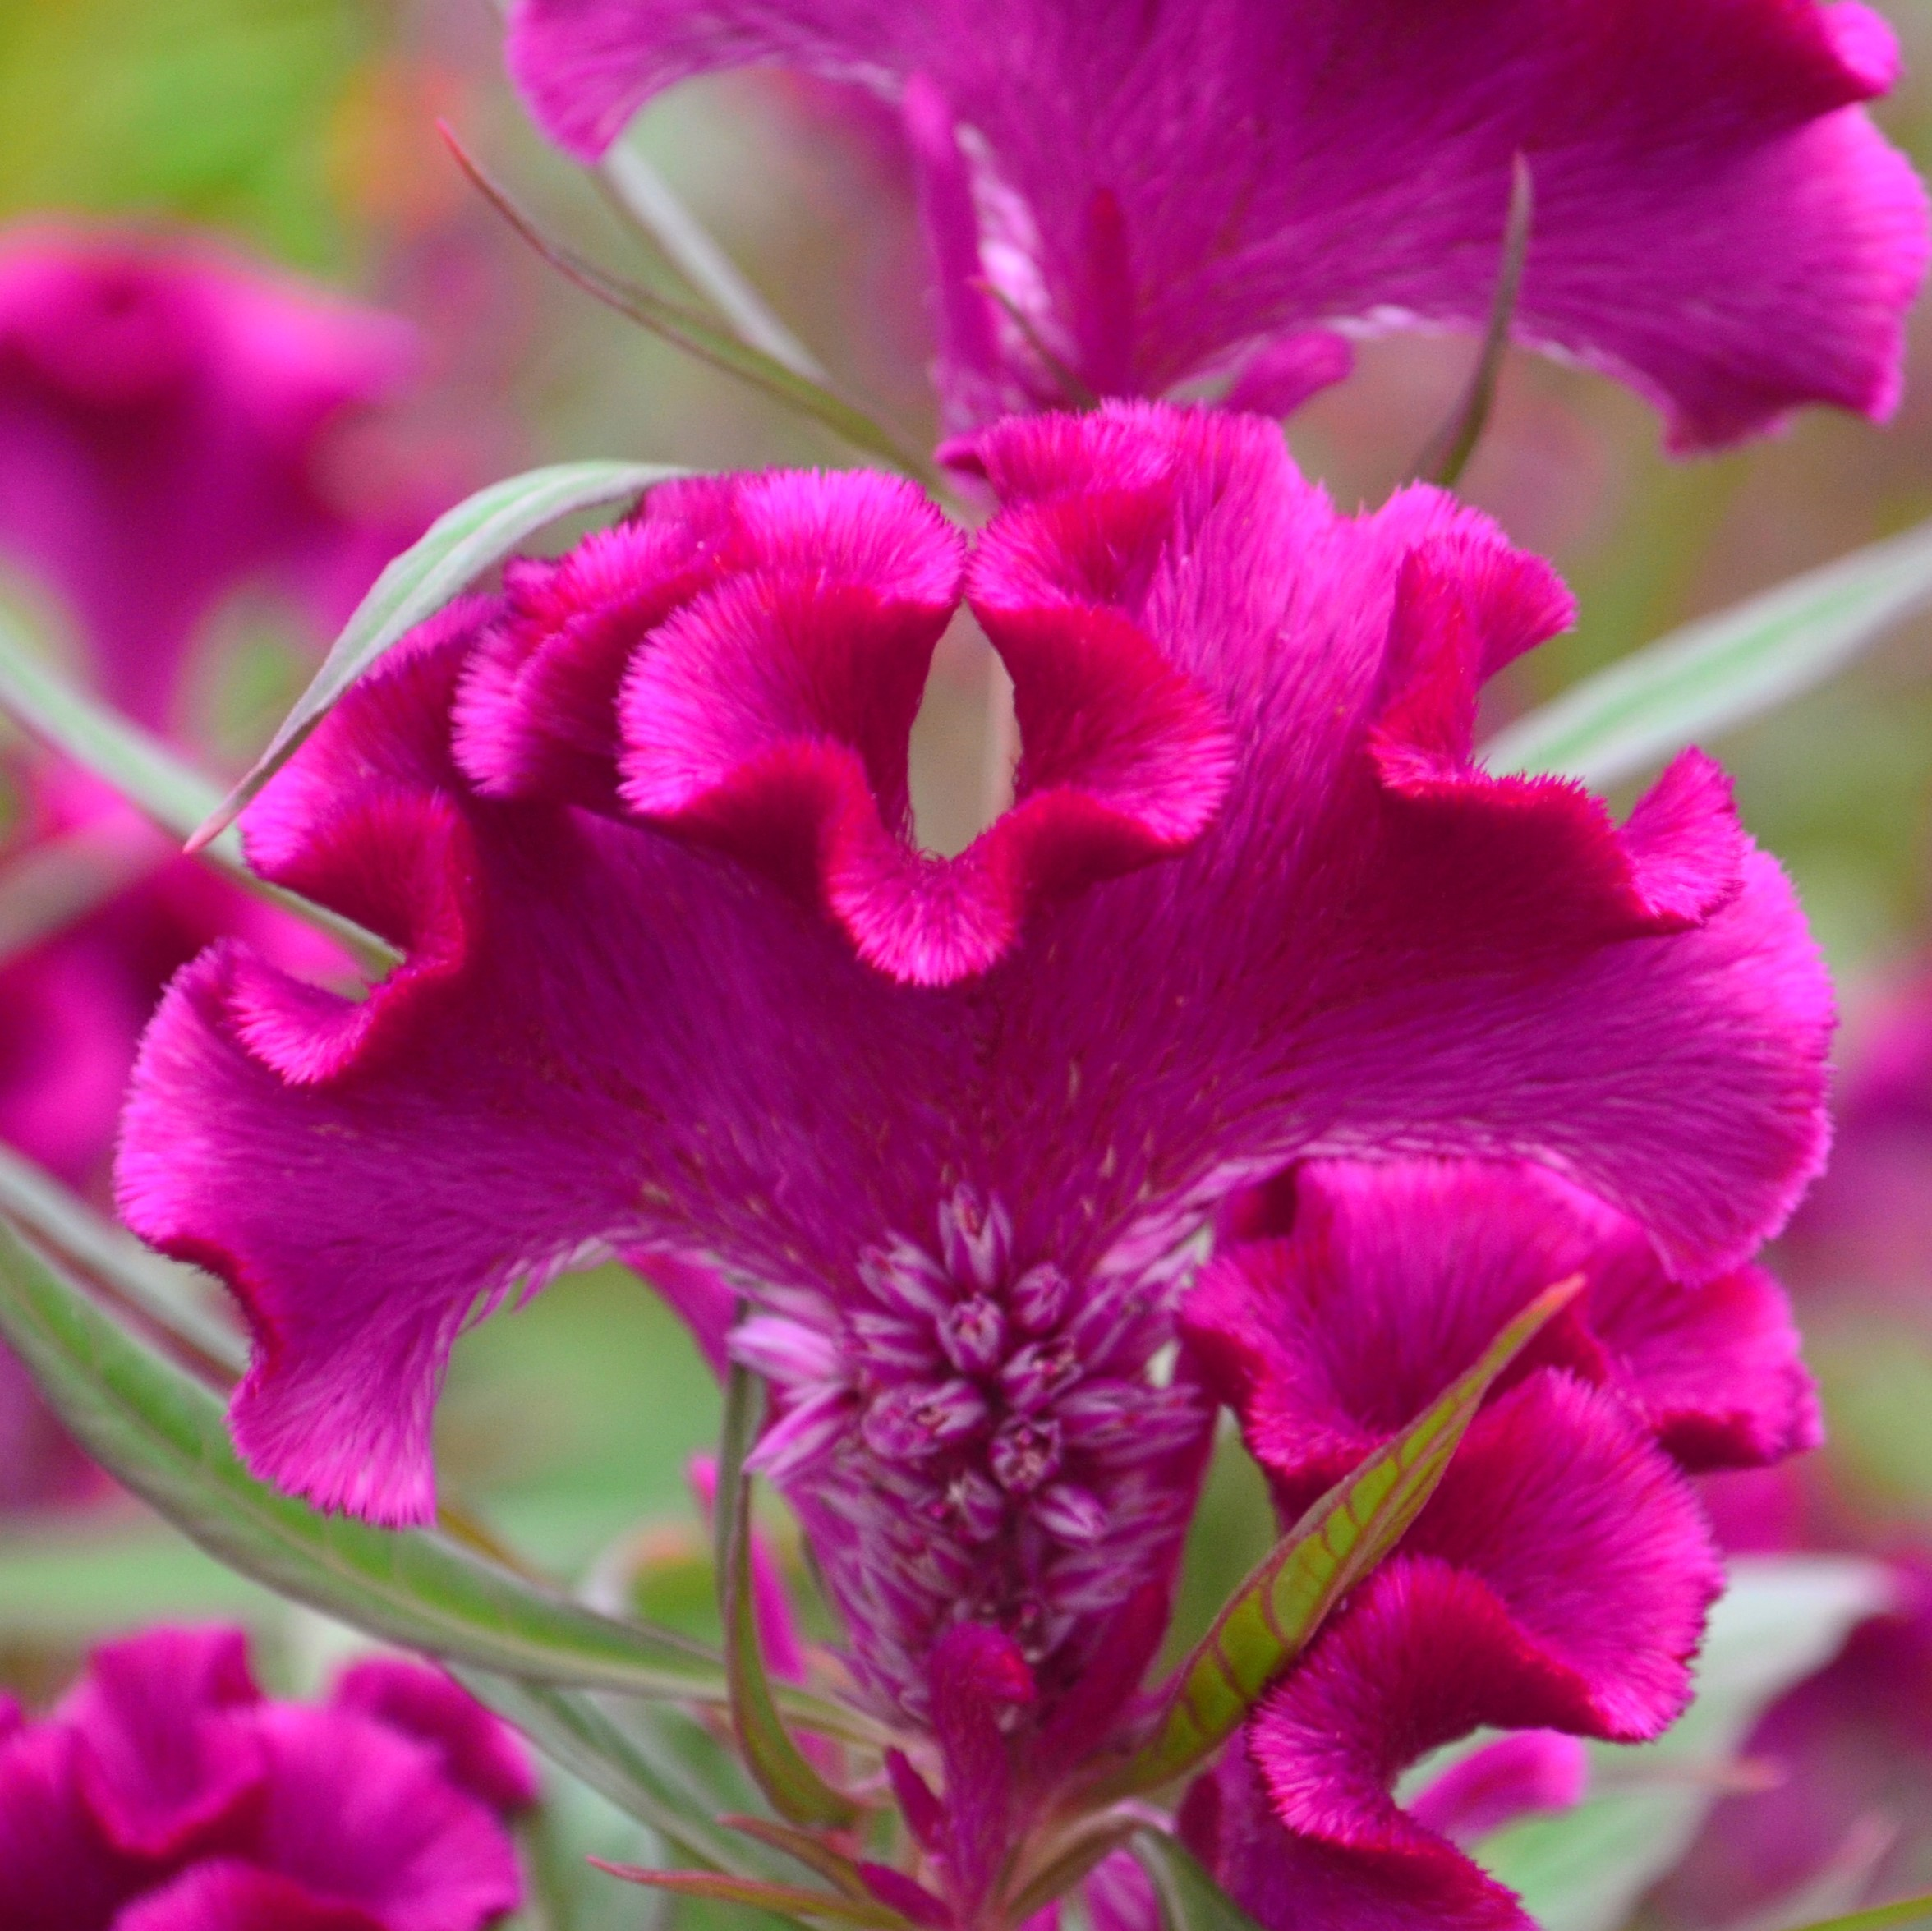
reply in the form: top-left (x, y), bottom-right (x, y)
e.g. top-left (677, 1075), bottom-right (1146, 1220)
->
top-left (117, 402), bottom-right (1832, 1724)
top-left (0, 1625), bottom-right (534, 1931)
top-left (1179, 1158), bottom-right (1822, 1931)
top-left (0, 227), bottom-right (416, 732)
top-left (508, 0), bottom-right (1927, 444)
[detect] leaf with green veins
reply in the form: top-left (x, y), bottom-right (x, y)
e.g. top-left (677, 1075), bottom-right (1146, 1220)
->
top-left (1482, 514), bottom-right (1932, 790)
top-left (1134, 1830), bottom-right (1266, 1931)
top-left (591, 1866), bottom-right (911, 1929)
top-left (0, 1216), bottom-right (882, 1741)
top-left (192, 457), bottom-right (686, 848)
top-left (718, 1355), bottom-right (862, 1828)
top-left (0, 605), bottom-right (398, 973)
top-left (1104, 1276), bottom-right (1584, 1796)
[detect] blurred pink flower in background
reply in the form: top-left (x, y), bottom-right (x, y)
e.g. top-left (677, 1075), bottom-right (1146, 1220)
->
top-left (0, 229), bottom-right (448, 1513)
top-left (0, 1625), bottom-right (535, 1931)
top-left (509, 0), bottom-right (1926, 440)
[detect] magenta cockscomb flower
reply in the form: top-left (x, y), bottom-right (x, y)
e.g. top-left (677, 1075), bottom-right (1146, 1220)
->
top-left (117, 403), bottom-right (1830, 1732)
top-left (0, 227), bottom-right (416, 733)
top-left (1178, 1156), bottom-right (1822, 1931)
top-left (0, 1625), bottom-right (535, 1931)
top-left (507, 0), bottom-right (1926, 444)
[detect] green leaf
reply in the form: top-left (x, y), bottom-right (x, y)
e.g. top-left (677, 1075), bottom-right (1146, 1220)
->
top-left (590, 1866), bottom-right (909, 1929)
top-left (455, 1671), bottom-right (765, 1876)
top-left (1781, 1897), bottom-right (1932, 1931)
top-left (0, 604), bottom-right (398, 973)
top-left (1107, 1275), bottom-right (1584, 1795)
top-left (1414, 152), bottom-right (1534, 490)
top-left (441, 131), bottom-right (941, 493)
top-left (1134, 1830), bottom-right (1266, 1931)
top-left (717, 1354), bottom-right (862, 1828)
top-left (193, 458), bottom-right (685, 848)
top-left (1482, 515), bottom-right (1932, 789)
top-left (0, 1139), bottom-right (243, 1372)
top-left (598, 135), bottom-right (830, 383)
top-left (0, 1215), bottom-right (886, 1739)
top-left (1472, 1555), bottom-right (1894, 1931)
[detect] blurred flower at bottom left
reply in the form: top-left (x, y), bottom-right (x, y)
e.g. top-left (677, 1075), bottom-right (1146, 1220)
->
top-left (0, 1625), bottom-right (536, 1931)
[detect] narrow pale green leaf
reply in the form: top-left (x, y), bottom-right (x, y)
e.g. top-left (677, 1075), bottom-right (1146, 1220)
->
top-left (0, 1140), bottom-right (243, 1372)
top-left (599, 136), bottom-right (830, 381)
top-left (1474, 1556), bottom-right (1894, 1931)
top-left (443, 131), bottom-right (940, 492)
top-left (719, 1356), bottom-right (862, 1828)
top-left (456, 1671), bottom-right (764, 1876)
top-left (1781, 1896), bottom-right (1932, 1931)
top-left (0, 605), bottom-right (397, 972)
top-left (722, 1818), bottom-right (881, 1901)
top-left (194, 458), bottom-right (684, 848)
top-left (1134, 1831), bottom-right (1266, 1931)
top-left (0, 811), bottom-right (170, 965)
top-left (1110, 1275), bottom-right (1584, 1795)
top-left (1483, 515), bottom-right (1932, 789)
top-left (0, 1218), bottom-right (876, 1722)
top-left (591, 1866), bottom-right (909, 1929)
top-left (1414, 152), bottom-right (1534, 490)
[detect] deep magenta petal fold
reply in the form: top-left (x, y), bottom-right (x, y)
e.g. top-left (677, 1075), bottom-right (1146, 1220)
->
top-left (506, 0), bottom-right (1927, 444)
top-left (118, 404), bottom-right (1830, 1716)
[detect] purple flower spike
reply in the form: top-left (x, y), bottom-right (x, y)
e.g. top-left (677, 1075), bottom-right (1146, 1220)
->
top-left (0, 1626), bottom-right (531, 1931)
top-left (118, 404), bottom-right (1830, 1722)
top-left (508, 0), bottom-right (1926, 445)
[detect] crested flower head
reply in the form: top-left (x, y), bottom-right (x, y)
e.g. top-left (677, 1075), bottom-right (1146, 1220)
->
top-left (1178, 1155), bottom-right (1820, 1931)
top-left (508, 0), bottom-right (1927, 444)
top-left (0, 1625), bottom-right (534, 1931)
top-left (0, 226), bottom-right (416, 731)
top-left (117, 402), bottom-right (1832, 1736)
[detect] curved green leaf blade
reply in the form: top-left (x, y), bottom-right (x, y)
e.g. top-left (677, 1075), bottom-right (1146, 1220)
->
top-left (0, 606), bottom-right (397, 973)
top-left (193, 458), bottom-right (686, 848)
top-left (456, 1671), bottom-right (764, 1876)
top-left (444, 132), bottom-right (940, 491)
top-left (718, 1357), bottom-right (862, 1828)
top-left (1782, 1897), bottom-right (1932, 1931)
top-left (599, 136), bottom-right (830, 381)
top-left (0, 1216), bottom-right (865, 1720)
top-left (1134, 1830), bottom-right (1266, 1931)
top-left (0, 1140), bottom-right (243, 1372)
top-left (591, 1866), bottom-right (909, 1929)
top-left (1414, 152), bottom-right (1533, 490)
top-left (1108, 1275), bottom-right (1584, 1796)
top-left (1484, 515), bottom-right (1932, 788)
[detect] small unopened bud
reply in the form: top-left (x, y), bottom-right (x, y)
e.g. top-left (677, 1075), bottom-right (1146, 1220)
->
top-left (990, 1415), bottom-right (1063, 1494)
top-left (938, 1294), bottom-right (1007, 1374)
top-left (1033, 1483), bottom-right (1108, 1546)
top-left (1008, 1262), bottom-right (1072, 1334)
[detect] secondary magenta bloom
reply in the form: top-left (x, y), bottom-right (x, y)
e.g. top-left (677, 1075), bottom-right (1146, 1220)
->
top-left (118, 402), bottom-right (1830, 1727)
top-left (1178, 1158), bottom-right (1821, 1931)
top-left (507, 0), bottom-right (1927, 444)
top-left (0, 1625), bottom-right (534, 1931)
top-left (0, 226), bottom-right (416, 733)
